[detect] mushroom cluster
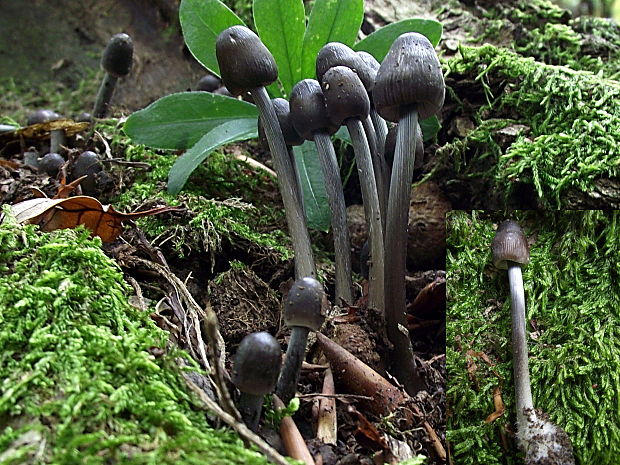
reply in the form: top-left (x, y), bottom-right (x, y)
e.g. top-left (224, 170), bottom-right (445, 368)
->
top-left (214, 25), bottom-right (445, 431)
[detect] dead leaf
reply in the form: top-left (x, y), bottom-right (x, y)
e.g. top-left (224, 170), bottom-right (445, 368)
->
top-left (348, 406), bottom-right (389, 451)
top-left (484, 386), bottom-right (505, 423)
top-left (5, 195), bottom-right (181, 242)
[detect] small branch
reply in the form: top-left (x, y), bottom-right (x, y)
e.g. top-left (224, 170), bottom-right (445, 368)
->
top-left (316, 368), bottom-right (337, 445)
top-left (273, 394), bottom-right (316, 465)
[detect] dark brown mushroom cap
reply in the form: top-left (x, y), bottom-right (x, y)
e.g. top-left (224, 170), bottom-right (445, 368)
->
top-left (316, 42), bottom-right (374, 92)
top-left (384, 122), bottom-right (424, 170)
top-left (289, 79), bottom-right (338, 140)
top-left (491, 220), bottom-right (530, 269)
top-left (322, 66), bottom-right (370, 126)
top-left (216, 26), bottom-right (278, 96)
top-left (283, 276), bottom-right (326, 331)
top-left (70, 151), bottom-right (102, 195)
top-left (27, 109), bottom-right (61, 126)
top-left (101, 33), bottom-right (133, 78)
top-left (38, 152), bottom-right (65, 177)
top-left (232, 332), bottom-right (282, 396)
top-left (356, 51), bottom-right (380, 93)
top-left (196, 74), bottom-right (222, 92)
top-left (258, 98), bottom-right (304, 147)
top-left (373, 32), bottom-right (445, 122)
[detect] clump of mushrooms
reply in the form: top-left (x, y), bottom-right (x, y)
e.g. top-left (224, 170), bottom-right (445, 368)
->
top-left (492, 220), bottom-right (575, 465)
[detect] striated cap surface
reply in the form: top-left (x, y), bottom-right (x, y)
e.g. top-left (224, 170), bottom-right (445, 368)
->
top-left (492, 220), bottom-right (530, 269)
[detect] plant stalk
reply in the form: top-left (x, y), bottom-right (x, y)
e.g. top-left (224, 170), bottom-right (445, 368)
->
top-left (346, 118), bottom-right (384, 314)
top-left (313, 131), bottom-right (354, 305)
top-left (251, 87), bottom-right (316, 280)
top-left (276, 326), bottom-right (310, 405)
top-left (383, 106), bottom-right (425, 396)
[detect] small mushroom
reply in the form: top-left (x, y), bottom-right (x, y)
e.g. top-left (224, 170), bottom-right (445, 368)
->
top-left (26, 109), bottom-right (65, 153)
top-left (321, 66), bottom-right (384, 314)
top-left (384, 122), bottom-right (424, 171)
top-left (93, 33), bottom-right (134, 118)
top-left (373, 32), bottom-right (445, 396)
top-left (38, 152), bottom-right (65, 177)
top-left (196, 74), bottom-right (222, 92)
top-left (492, 220), bottom-right (575, 464)
top-left (70, 151), bottom-right (102, 196)
top-left (289, 79), bottom-right (353, 305)
top-left (232, 332), bottom-right (282, 431)
top-left (275, 277), bottom-right (325, 404)
top-left (216, 26), bottom-right (315, 281)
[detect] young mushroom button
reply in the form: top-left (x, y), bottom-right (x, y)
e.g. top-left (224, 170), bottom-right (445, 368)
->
top-left (93, 33), bottom-right (134, 118)
top-left (232, 331), bottom-right (282, 432)
top-left (276, 277), bottom-right (325, 404)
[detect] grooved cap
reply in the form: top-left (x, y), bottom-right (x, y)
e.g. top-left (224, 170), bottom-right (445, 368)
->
top-left (232, 332), bottom-right (282, 396)
top-left (289, 79), bottom-right (338, 140)
top-left (491, 220), bottom-right (530, 269)
top-left (322, 66), bottom-right (370, 126)
top-left (216, 26), bottom-right (278, 96)
top-left (316, 42), bottom-right (374, 92)
top-left (102, 33), bottom-right (133, 77)
top-left (283, 277), bottom-right (326, 330)
top-left (373, 32), bottom-right (445, 122)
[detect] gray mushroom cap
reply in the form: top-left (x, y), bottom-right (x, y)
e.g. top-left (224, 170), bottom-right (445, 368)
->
top-left (316, 42), bottom-right (374, 92)
top-left (102, 33), bottom-right (134, 78)
top-left (258, 98), bottom-right (304, 147)
top-left (322, 66), bottom-right (370, 126)
top-left (283, 276), bottom-right (326, 330)
top-left (373, 32), bottom-right (445, 122)
top-left (289, 79), bottom-right (338, 140)
top-left (355, 51), bottom-right (380, 93)
top-left (492, 220), bottom-right (530, 269)
top-left (216, 25), bottom-right (278, 96)
top-left (232, 332), bottom-right (282, 396)
top-left (27, 109), bottom-right (61, 126)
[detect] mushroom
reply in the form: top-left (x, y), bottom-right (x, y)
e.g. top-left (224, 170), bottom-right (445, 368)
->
top-left (93, 33), bottom-right (134, 119)
top-left (289, 79), bottom-right (353, 305)
top-left (196, 74), bottom-right (222, 92)
top-left (372, 32), bottom-right (445, 396)
top-left (492, 220), bottom-right (575, 464)
top-left (216, 25), bottom-right (315, 281)
top-left (26, 109), bottom-right (65, 153)
top-left (384, 122), bottom-right (424, 172)
top-left (70, 151), bottom-right (102, 196)
top-left (275, 276), bottom-right (325, 404)
top-left (321, 66), bottom-right (384, 314)
top-left (38, 152), bottom-right (65, 177)
top-left (232, 331), bottom-right (282, 431)
top-left (356, 50), bottom-right (389, 149)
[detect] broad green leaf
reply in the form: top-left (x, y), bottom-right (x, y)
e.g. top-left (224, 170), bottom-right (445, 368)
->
top-left (300, 0), bottom-right (364, 79)
top-left (253, 0), bottom-right (305, 95)
top-left (167, 119), bottom-right (258, 194)
top-left (124, 92), bottom-right (258, 150)
top-left (420, 116), bottom-right (441, 143)
top-left (293, 141), bottom-right (330, 231)
top-left (353, 19), bottom-right (443, 61)
top-left (179, 0), bottom-right (244, 76)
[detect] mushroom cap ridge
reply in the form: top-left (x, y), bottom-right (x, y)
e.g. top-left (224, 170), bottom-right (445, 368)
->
top-left (492, 220), bottom-right (530, 269)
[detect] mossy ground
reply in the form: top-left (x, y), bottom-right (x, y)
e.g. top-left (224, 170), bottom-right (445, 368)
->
top-left (0, 212), bottom-right (277, 464)
top-left (446, 210), bottom-right (620, 464)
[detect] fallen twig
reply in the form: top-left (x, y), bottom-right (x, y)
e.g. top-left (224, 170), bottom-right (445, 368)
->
top-left (273, 394), bottom-right (315, 465)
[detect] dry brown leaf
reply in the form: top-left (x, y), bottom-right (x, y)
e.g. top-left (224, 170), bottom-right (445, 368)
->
top-left (484, 386), bottom-right (505, 423)
top-left (6, 195), bottom-right (181, 242)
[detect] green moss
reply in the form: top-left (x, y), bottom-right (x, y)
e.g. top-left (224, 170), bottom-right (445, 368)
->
top-left (445, 44), bottom-right (620, 207)
top-left (446, 210), bottom-right (620, 464)
top-left (0, 211), bottom-right (274, 464)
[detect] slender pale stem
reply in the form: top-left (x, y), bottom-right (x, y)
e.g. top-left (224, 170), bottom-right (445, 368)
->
top-left (383, 107), bottom-right (425, 396)
top-left (287, 146), bottom-right (305, 217)
top-left (93, 73), bottom-right (118, 118)
top-left (237, 392), bottom-right (264, 432)
top-left (362, 115), bottom-right (388, 232)
top-left (370, 108), bottom-right (388, 157)
top-left (252, 87), bottom-right (316, 280)
top-left (346, 118), bottom-right (384, 314)
top-left (50, 129), bottom-right (66, 154)
top-left (276, 326), bottom-right (310, 405)
top-left (507, 263), bottom-right (533, 431)
top-left (313, 131), bottom-right (354, 305)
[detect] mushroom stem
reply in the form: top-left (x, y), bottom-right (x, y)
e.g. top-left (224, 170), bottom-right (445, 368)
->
top-left (313, 131), bottom-right (354, 305)
top-left (276, 326), bottom-right (310, 404)
top-left (370, 108), bottom-right (388, 156)
top-left (251, 87), bottom-right (316, 280)
top-left (287, 146), bottom-right (306, 217)
top-left (238, 392), bottom-right (265, 432)
top-left (508, 263), bottom-right (534, 421)
top-left (345, 118), bottom-right (384, 314)
top-left (361, 115), bottom-right (388, 231)
top-left (49, 129), bottom-right (66, 154)
top-left (383, 106), bottom-right (425, 396)
top-left (93, 73), bottom-right (118, 119)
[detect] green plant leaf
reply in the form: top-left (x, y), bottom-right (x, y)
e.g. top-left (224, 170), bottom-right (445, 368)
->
top-left (420, 116), bottom-right (441, 143)
top-left (167, 119), bottom-right (258, 194)
top-left (300, 0), bottom-right (364, 80)
top-left (179, 0), bottom-right (244, 76)
top-left (124, 92), bottom-right (258, 149)
top-left (293, 141), bottom-right (330, 232)
top-left (253, 0), bottom-right (305, 96)
top-left (353, 19), bottom-right (443, 61)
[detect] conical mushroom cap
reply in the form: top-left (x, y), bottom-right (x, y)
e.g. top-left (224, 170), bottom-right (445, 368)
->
top-left (316, 42), bottom-right (374, 92)
top-left (322, 66), bottom-right (370, 126)
top-left (216, 25), bottom-right (278, 96)
top-left (283, 276), bottom-right (326, 331)
top-left (102, 33), bottom-right (133, 78)
top-left (373, 32), bottom-right (445, 122)
top-left (356, 51), bottom-right (380, 93)
top-left (491, 220), bottom-right (530, 269)
top-left (232, 332), bottom-right (282, 396)
top-left (289, 79), bottom-right (338, 140)
top-left (258, 98), bottom-right (304, 147)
